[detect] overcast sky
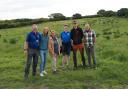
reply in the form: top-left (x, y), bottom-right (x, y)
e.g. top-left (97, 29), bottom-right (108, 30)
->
top-left (0, 0), bottom-right (128, 20)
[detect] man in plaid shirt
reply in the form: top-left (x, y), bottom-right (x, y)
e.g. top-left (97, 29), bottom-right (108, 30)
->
top-left (83, 24), bottom-right (96, 68)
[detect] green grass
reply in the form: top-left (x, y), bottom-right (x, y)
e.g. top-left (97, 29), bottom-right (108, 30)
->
top-left (0, 17), bottom-right (128, 89)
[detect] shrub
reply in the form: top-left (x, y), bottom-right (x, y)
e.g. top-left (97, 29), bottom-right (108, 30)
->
top-left (104, 35), bottom-right (111, 40)
top-left (96, 33), bottom-right (100, 37)
top-left (72, 13), bottom-right (82, 19)
top-left (113, 30), bottom-right (121, 38)
top-left (111, 54), bottom-right (128, 62)
top-left (3, 38), bottom-right (8, 43)
top-left (9, 38), bottom-right (17, 44)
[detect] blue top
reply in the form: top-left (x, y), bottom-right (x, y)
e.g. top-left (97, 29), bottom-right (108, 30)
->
top-left (52, 37), bottom-right (59, 54)
top-left (39, 33), bottom-right (49, 50)
top-left (60, 31), bottom-right (71, 43)
top-left (26, 32), bottom-right (40, 49)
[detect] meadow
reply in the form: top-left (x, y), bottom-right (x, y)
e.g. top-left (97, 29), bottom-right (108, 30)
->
top-left (0, 17), bottom-right (128, 89)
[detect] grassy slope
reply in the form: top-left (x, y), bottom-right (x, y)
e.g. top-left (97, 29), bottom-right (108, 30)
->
top-left (0, 17), bottom-right (128, 89)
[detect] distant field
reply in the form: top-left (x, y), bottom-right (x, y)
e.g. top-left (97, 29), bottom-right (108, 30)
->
top-left (0, 17), bottom-right (128, 89)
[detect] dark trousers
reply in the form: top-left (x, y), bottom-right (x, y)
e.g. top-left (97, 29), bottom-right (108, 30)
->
top-left (85, 45), bottom-right (96, 67)
top-left (24, 48), bottom-right (39, 77)
top-left (73, 48), bottom-right (85, 68)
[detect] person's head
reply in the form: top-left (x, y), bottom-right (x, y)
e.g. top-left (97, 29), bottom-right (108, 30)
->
top-left (32, 24), bottom-right (38, 33)
top-left (50, 30), bottom-right (55, 37)
top-left (64, 24), bottom-right (68, 32)
top-left (43, 27), bottom-right (49, 36)
top-left (85, 23), bottom-right (91, 30)
top-left (72, 21), bottom-right (78, 29)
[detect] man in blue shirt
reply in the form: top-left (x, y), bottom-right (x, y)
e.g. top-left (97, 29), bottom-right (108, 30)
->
top-left (24, 24), bottom-right (40, 79)
top-left (60, 24), bottom-right (71, 67)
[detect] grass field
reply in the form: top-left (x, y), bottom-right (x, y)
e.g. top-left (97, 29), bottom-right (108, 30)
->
top-left (0, 17), bottom-right (128, 89)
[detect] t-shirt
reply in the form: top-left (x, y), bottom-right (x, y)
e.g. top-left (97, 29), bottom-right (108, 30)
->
top-left (39, 33), bottom-right (49, 50)
top-left (26, 32), bottom-right (40, 49)
top-left (60, 31), bottom-right (71, 43)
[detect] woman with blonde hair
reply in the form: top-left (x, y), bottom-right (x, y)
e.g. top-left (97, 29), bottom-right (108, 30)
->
top-left (39, 27), bottom-right (49, 77)
top-left (83, 23), bottom-right (96, 68)
top-left (48, 30), bottom-right (60, 73)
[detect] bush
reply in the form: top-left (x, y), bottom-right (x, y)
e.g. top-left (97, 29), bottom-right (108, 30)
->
top-left (104, 35), bottom-right (111, 40)
top-left (9, 38), bottom-right (17, 44)
top-left (113, 30), bottom-right (121, 38)
top-left (72, 13), bottom-right (82, 19)
top-left (3, 38), bottom-right (8, 43)
top-left (117, 8), bottom-right (128, 17)
top-left (96, 33), bottom-right (100, 37)
top-left (111, 54), bottom-right (128, 62)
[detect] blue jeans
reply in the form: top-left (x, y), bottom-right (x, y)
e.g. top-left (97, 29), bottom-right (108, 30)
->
top-left (40, 50), bottom-right (47, 73)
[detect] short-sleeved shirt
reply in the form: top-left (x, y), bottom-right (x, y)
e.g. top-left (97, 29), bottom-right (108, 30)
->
top-left (83, 29), bottom-right (96, 46)
top-left (60, 31), bottom-right (71, 43)
top-left (39, 33), bottom-right (49, 50)
top-left (26, 32), bottom-right (40, 49)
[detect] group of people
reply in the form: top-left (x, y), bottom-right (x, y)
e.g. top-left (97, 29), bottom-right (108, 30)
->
top-left (23, 21), bottom-right (96, 80)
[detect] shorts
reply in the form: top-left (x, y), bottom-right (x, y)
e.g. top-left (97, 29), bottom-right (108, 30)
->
top-left (73, 43), bottom-right (84, 51)
top-left (62, 42), bottom-right (71, 56)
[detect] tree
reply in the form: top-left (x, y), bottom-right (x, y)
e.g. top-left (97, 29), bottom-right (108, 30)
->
top-left (48, 13), bottom-right (66, 20)
top-left (97, 9), bottom-right (116, 17)
top-left (104, 10), bottom-right (116, 17)
top-left (72, 13), bottom-right (82, 19)
top-left (117, 8), bottom-right (128, 17)
top-left (97, 9), bottom-right (106, 16)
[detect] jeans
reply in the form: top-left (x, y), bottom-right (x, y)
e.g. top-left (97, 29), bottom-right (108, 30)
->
top-left (85, 45), bottom-right (96, 67)
top-left (24, 48), bottom-right (39, 77)
top-left (40, 50), bottom-right (47, 73)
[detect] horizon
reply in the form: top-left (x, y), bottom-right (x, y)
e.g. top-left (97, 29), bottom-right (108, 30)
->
top-left (0, 0), bottom-right (128, 20)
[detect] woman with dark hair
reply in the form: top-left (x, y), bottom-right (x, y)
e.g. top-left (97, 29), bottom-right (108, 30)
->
top-left (39, 27), bottom-right (49, 77)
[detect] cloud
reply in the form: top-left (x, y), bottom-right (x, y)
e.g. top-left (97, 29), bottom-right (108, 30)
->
top-left (0, 0), bottom-right (128, 19)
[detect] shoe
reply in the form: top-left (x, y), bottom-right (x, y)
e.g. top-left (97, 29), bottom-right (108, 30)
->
top-left (40, 73), bottom-right (44, 77)
top-left (43, 71), bottom-right (47, 75)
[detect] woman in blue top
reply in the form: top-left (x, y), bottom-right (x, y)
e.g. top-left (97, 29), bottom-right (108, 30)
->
top-left (39, 27), bottom-right (49, 77)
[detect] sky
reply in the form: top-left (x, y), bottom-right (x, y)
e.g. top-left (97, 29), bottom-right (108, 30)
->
top-left (0, 0), bottom-right (128, 20)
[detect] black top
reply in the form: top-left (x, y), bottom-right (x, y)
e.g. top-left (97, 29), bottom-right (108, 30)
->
top-left (70, 27), bottom-right (84, 45)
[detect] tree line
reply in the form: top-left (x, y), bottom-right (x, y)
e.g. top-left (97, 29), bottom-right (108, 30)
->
top-left (0, 8), bottom-right (128, 29)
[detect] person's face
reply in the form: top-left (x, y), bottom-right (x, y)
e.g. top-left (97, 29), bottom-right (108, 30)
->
top-left (64, 26), bottom-right (68, 31)
top-left (44, 27), bottom-right (49, 34)
top-left (73, 23), bottom-right (78, 28)
top-left (32, 25), bottom-right (38, 33)
top-left (51, 31), bottom-right (55, 36)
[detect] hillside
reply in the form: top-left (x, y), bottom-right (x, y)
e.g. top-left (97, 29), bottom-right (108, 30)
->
top-left (0, 17), bottom-right (128, 89)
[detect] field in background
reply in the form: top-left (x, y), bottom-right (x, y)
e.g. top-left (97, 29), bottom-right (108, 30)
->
top-left (0, 17), bottom-right (128, 89)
